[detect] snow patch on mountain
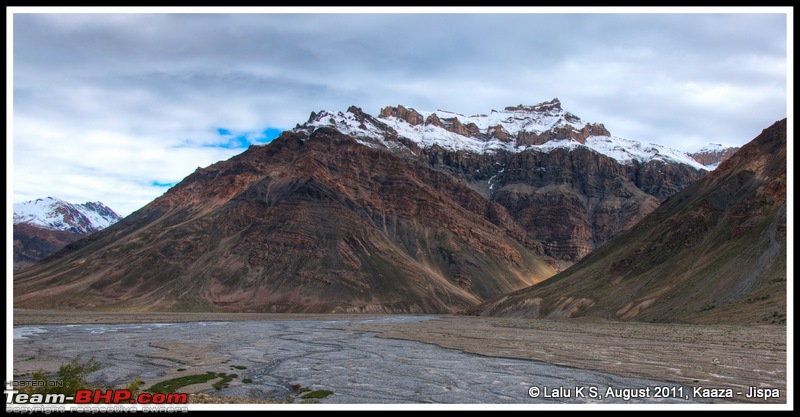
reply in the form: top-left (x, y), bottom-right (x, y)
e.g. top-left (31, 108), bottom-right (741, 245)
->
top-left (585, 136), bottom-right (706, 169)
top-left (306, 110), bottom-right (391, 144)
top-left (13, 197), bottom-right (122, 234)
top-left (296, 100), bottom-right (708, 171)
top-left (690, 142), bottom-right (741, 171)
top-left (696, 143), bottom-right (729, 153)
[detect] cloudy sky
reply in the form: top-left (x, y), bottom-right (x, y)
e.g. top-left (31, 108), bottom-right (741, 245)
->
top-left (9, 8), bottom-right (790, 216)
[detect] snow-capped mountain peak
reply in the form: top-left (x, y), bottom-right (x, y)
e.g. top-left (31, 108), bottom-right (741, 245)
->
top-left (697, 143), bottom-right (728, 153)
top-left (689, 143), bottom-right (741, 171)
top-left (13, 196), bottom-right (122, 235)
top-left (293, 99), bottom-right (708, 171)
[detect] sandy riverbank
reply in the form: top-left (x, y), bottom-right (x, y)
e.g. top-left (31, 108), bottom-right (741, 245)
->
top-left (348, 315), bottom-right (787, 402)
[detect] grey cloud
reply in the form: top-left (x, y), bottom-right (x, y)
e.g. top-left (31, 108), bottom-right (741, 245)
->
top-left (11, 10), bottom-right (788, 215)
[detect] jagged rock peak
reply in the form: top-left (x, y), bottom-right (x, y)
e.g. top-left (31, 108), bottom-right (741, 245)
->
top-left (379, 105), bottom-right (424, 126)
top-left (504, 97), bottom-right (562, 113)
top-left (346, 105), bottom-right (365, 115)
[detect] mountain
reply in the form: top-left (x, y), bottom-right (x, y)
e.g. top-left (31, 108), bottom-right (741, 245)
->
top-left (13, 197), bottom-right (122, 234)
top-left (14, 129), bottom-right (558, 313)
top-left (13, 224), bottom-right (84, 272)
top-left (466, 119), bottom-right (787, 324)
top-left (690, 144), bottom-right (740, 170)
top-left (299, 99), bottom-right (707, 262)
top-left (14, 99), bottom-right (710, 313)
top-left (12, 197), bottom-right (122, 271)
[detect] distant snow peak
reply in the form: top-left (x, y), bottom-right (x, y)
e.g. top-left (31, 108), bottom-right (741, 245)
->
top-left (13, 196), bottom-right (122, 234)
top-left (689, 143), bottom-right (741, 171)
top-left (697, 143), bottom-right (727, 152)
top-left (295, 99), bottom-right (707, 170)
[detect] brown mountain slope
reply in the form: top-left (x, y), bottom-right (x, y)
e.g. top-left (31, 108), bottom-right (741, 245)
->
top-left (13, 224), bottom-right (83, 272)
top-left (467, 119), bottom-right (787, 324)
top-left (14, 128), bottom-right (556, 313)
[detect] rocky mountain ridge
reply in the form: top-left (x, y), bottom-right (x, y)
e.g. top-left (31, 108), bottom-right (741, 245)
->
top-left (294, 99), bottom-right (718, 261)
top-left (13, 197), bottom-right (121, 234)
top-left (690, 143), bottom-right (741, 170)
top-left (296, 98), bottom-right (720, 170)
top-left (467, 119), bottom-right (786, 324)
top-left (13, 197), bottom-right (122, 271)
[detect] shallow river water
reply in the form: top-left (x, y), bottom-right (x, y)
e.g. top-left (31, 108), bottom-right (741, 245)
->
top-left (14, 316), bottom-right (704, 404)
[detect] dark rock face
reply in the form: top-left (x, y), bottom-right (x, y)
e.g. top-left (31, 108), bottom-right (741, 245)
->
top-left (425, 113), bottom-right (443, 128)
top-left (488, 125), bottom-right (512, 142)
top-left (515, 123), bottom-right (610, 146)
top-left (468, 119), bottom-right (787, 325)
top-left (419, 146), bottom-right (702, 262)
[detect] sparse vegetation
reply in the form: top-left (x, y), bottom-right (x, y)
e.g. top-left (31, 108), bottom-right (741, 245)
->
top-left (22, 357), bottom-right (103, 397)
top-left (746, 294), bottom-right (770, 303)
top-left (16, 357), bottom-right (103, 401)
top-left (242, 378), bottom-right (253, 384)
top-left (290, 384), bottom-right (311, 394)
top-left (301, 389), bottom-right (333, 399)
top-left (212, 373), bottom-right (236, 391)
top-left (285, 383), bottom-right (333, 402)
top-left (146, 372), bottom-right (218, 394)
top-left (231, 365), bottom-right (247, 370)
top-left (124, 376), bottom-right (146, 395)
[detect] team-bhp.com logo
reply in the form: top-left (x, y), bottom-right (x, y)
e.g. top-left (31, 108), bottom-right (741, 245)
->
top-left (6, 383), bottom-right (187, 405)
top-left (75, 389), bottom-right (187, 404)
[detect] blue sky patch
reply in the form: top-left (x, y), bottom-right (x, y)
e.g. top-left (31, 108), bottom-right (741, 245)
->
top-left (152, 180), bottom-right (178, 188)
top-left (210, 127), bottom-right (282, 149)
top-left (260, 128), bottom-right (282, 142)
